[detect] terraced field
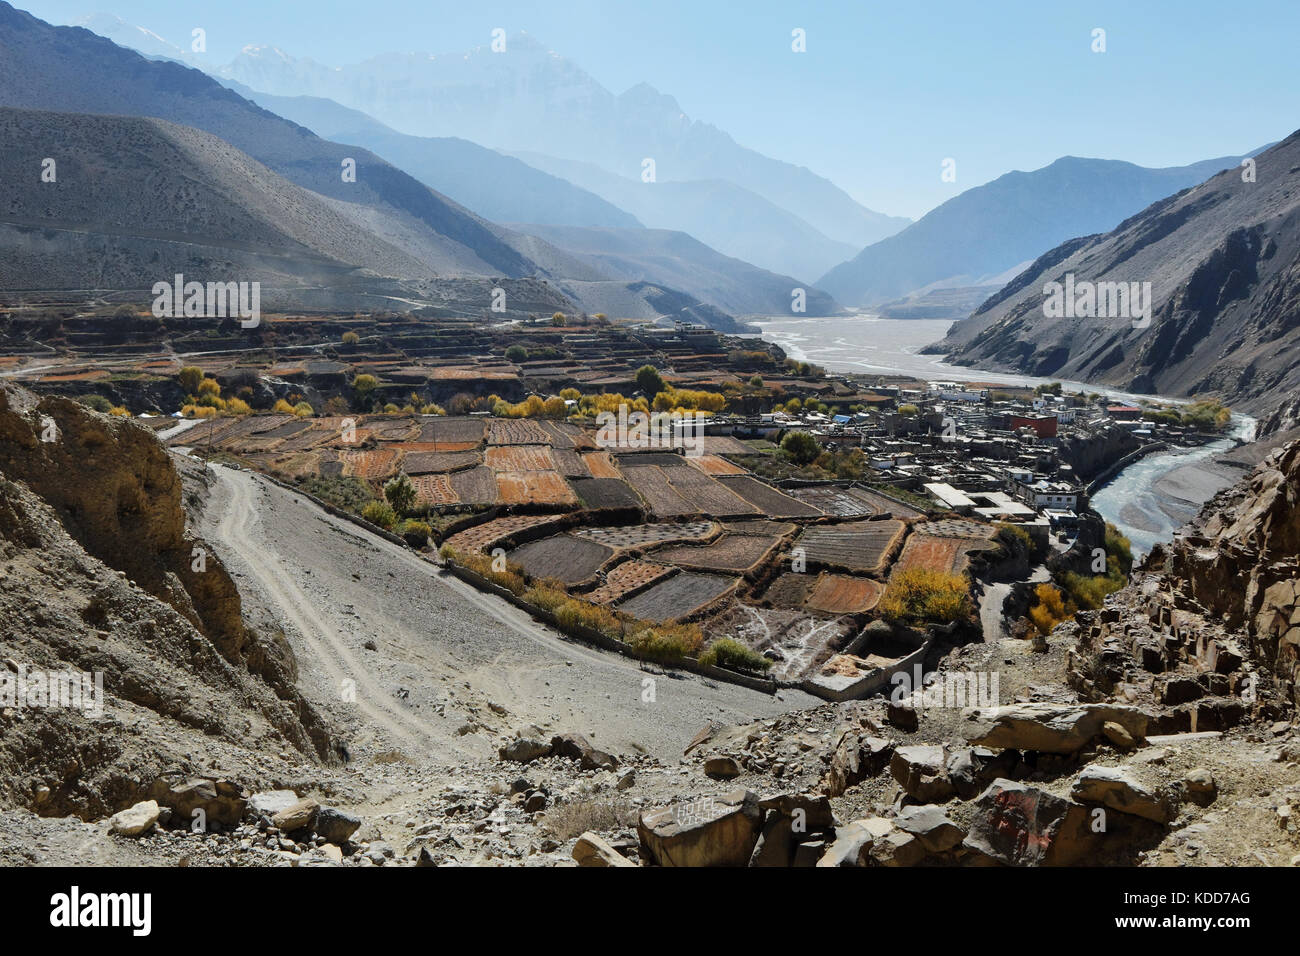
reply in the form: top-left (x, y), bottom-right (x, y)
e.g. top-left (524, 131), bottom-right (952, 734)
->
top-left (621, 465), bottom-right (695, 517)
top-left (488, 419), bottom-right (550, 445)
top-left (916, 518), bottom-right (999, 540)
top-left (539, 420), bottom-right (595, 450)
top-left (339, 447), bottom-right (400, 479)
top-left (796, 519), bottom-right (906, 574)
top-left (894, 533), bottom-right (999, 575)
top-left (689, 454), bottom-right (748, 476)
top-left (722, 519), bottom-right (796, 537)
top-left (270, 451), bottom-right (322, 479)
top-left (582, 451), bottom-right (623, 479)
top-left (785, 485), bottom-right (880, 517)
top-left (485, 445), bottom-right (556, 472)
top-left (574, 522), bottom-right (715, 550)
top-left (717, 476), bottom-right (823, 518)
top-left (762, 572), bottom-right (814, 609)
top-left (508, 535), bottom-right (613, 585)
top-left (616, 571), bottom-right (737, 622)
top-left (399, 448), bottom-right (481, 475)
top-left (696, 435), bottom-right (755, 456)
top-left (418, 417), bottom-right (486, 445)
top-left (846, 488), bottom-right (927, 520)
top-left (366, 417), bottom-right (420, 441)
top-left (569, 478), bottom-right (644, 511)
top-left (653, 533), bottom-right (782, 573)
top-left (668, 467), bottom-right (760, 516)
top-left (443, 514), bottom-right (568, 554)
top-left (411, 473), bottom-right (458, 507)
top-left (586, 560), bottom-right (673, 605)
top-left (448, 466), bottom-right (499, 506)
top-left (805, 573), bottom-right (886, 614)
top-left (550, 449), bottom-right (590, 478)
top-left (495, 471), bottom-right (578, 506)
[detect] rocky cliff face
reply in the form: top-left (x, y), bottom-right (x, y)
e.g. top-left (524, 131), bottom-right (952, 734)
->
top-left (0, 382), bottom-right (335, 818)
top-left (1145, 439), bottom-right (1300, 707)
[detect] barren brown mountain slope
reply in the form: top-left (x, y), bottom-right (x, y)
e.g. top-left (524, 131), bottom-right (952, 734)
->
top-left (938, 130), bottom-right (1300, 418)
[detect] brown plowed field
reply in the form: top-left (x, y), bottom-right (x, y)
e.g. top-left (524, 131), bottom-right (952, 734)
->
top-left (271, 451), bottom-right (321, 479)
top-left (654, 533), bottom-right (781, 573)
top-left (539, 420), bottom-right (595, 450)
top-left (365, 417), bottom-right (420, 441)
top-left (485, 445), bottom-right (555, 472)
top-left (847, 488), bottom-right (926, 520)
top-left (796, 519), bottom-right (906, 574)
top-left (762, 573), bottom-right (814, 609)
top-left (805, 574), bottom-right (886, 614)
top-left (488, 419), bottom-right (550, 444)
top-left (583, 451), bottom-right (623, 479)
top-left (550, 449), bottom-right (590, 478)
top-left (722, 519), bottom-right (796, 537)
top-left (689, 454), bottom-right (748, 476)
top-left (894, 533), bottom-right (997, 575)
top-left (411, 473), bottom-right (458, 507)
top-left (339, 447), bottom-right (400, 479)
top-left (586, 560), bottom-right (673, 605)
top-left (666, 468), bottom-right (759, 516)
top-left (495, 471), bottom-right (578, 506)
top-left (696, 435), bottom-right (755, 455)
top-left (508, 535), bottom-right (613, 585)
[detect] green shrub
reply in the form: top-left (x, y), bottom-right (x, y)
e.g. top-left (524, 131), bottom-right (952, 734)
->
top-left (361, 499), bottom-right (397, 530)
top-left (384, 472), bottom-right (417, 516)
top-left (523, 585), bottom-right (569, 613)
top-left (399, 519), bottom-right (431, 547)
top-left (554, 599), bottom-right (622, 638)
top-left (699, 637), bottom-right (772, 673)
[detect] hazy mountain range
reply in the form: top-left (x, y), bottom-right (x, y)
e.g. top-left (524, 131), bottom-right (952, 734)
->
top-left (819, 153), bottom-right (1262, 308)
top-left (0, 3), bottom-right (840, 323)
top-left (935, 131), bottom-right (1300, 415)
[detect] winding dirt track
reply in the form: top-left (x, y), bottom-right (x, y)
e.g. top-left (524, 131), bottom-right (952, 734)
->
top-left (201, 465), bottom-right (816, 762)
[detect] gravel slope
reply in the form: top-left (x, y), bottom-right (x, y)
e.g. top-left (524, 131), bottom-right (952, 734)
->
top-left (199, 464), bottom-right (816, 764)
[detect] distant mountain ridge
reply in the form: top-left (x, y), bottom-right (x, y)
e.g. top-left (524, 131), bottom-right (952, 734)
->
top-left (935, 130), bottom-right (1300, 416)
top-left (217, 34), bottom-right (908, 253)
top-left (222, 82), bottom-right (644, 231)
top-left (819, 153), bottom-right (1260, 308)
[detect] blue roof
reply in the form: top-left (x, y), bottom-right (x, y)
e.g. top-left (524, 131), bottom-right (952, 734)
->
top-left (832, 414), bottom-right (852, 424)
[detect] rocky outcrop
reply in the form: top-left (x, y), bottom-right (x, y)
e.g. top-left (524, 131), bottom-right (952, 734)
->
top-left (1145, 439), bottom-right (1300, 708)
top-left (0, 382), bottom-right (335, 819)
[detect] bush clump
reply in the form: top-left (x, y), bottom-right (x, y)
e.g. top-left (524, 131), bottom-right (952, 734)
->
top-left (399, 519), bottom-right (431, 547)
top-left (361, 499), bottom-right (397, 530)
top-left (878, 567), bottom-right (971, 625)
top-left (699, 637), bottom-right (771, 673)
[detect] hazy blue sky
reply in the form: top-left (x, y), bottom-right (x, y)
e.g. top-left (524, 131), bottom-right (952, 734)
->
top-left (20, 0), bottom-right (1300, 218)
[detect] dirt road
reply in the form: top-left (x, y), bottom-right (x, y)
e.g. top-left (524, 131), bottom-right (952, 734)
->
top-left (200, 464), bottom-right (816, 764)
